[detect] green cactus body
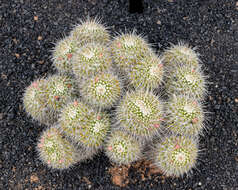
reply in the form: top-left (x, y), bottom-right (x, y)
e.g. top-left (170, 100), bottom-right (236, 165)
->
top-left (151, 135), bottom-right (198, 177)
top-left (166, 65), bottom-right (206, 100)
top-left (23, 78), bottom-right (54, 125)
top-left (52, 36), bottom-right (77, 74)
top-left (165, 95), bottom-right (205, 136)
top-left (45, 75), bottom-right (76, 111)
top-left (163, 43), bottom-right (200, 70)
top-left (111, 33), bottom-right (151, 73)
top-left (116, 90), bottom-right (164, 140)
top-left (70, 19), bottom-right (110, 45)
top-left (105, 131), bottom-right (142, 165)
top-left (72, 43), bottom-right (112, 79)
top-left (59, 100), bottom-right (110, 150)
top-left (128, 53), bottom-right (164, 90)
top-left (80, 73), bottom-right (122, 109)
top-left (37, 126), bottom-right (78, 169)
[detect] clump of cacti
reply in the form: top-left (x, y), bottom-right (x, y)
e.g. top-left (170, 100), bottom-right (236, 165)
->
top-left (23, 18), bottom-right (208, 179)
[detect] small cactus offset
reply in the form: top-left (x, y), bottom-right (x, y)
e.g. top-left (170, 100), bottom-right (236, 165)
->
top-left (164, 95), bottom-right (205, 136)
top-left (37, 126), bottom-right (79, 169)
top-left (79, 72), bottom-right (122, 109)
top-left (150, 135), bottom-right (199, 177)
top-left (72, 43), bottom-right (112, 80)
top-left (127, 52), bottom-right (164, 90)
top-left (59, 100), bottom-right (110, 151)
top-left (22, 18), bottom-right (209, 181)
top-left (44, 75), bottom-right (76, 110)
top-left (166, 64), bottom-right (206, 100)
top-left (52, 36), bottom-right (77, 74)
top-left (111, 33), bottom-right (151, 73)
top-left (162, 42), bottom-right (200, 70)
top-left (70, 18), bottom-right (110, 45)
top-left (105, 131), bottom-right (142, 165)
top-left (116, 90), bottom-right (164, 140)
top-left (23, 78), bottom-right (49, 124)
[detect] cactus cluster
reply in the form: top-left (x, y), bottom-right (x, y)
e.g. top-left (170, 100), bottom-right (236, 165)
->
top-left (23, 18), bottom-right (207, 178)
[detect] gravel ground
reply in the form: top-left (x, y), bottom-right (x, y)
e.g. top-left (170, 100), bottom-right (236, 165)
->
top-left (0, 0), bottom-right (238, 189)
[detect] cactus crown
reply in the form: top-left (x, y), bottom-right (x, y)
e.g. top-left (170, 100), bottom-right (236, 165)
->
top-left (37, 127), bottom-right (78, 169)
top-left (105, 131), bottom-right (141, 165)
top-left (153, 135), bottom-right (198, 177)
top-left (163, 42), bottom-right (200, 68)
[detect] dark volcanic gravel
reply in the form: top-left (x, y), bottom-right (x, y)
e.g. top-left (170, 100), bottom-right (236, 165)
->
top-left (0, 0), bottom-right (238, 189)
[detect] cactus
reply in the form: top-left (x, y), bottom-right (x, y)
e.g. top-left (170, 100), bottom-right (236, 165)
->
top-left (105, 131), bottom-right (142, 165)
top-left (150, 135), bottom-right (198, 177)
top-left (166, 65), bottom-right (206, 100)
top-left (72, 43), bottom-right (112, 80)
top-left (52, 36), bottom-right (77, 74)
top-left (116, 90), bottom-right (164, 140)
top-left (111, 33), bottom-right (151, 73)
top-left (70, 18), bottom-right (110, 45)
top-left (127, 52), bottom-right (164, 90)
top-left (164, 95), bottom-right (205, 136)
top-left (80, 72), bottom-right (122, 109)
top-left (23, 78), bottom-right (54, 125)
top-left (45, 75), bottom-right (76, 111)
top-left (37, 126), bottom-right (79, 169)
top-left (59, 100), bottom-right (110, 151)
top-left (162, 42), bottom-right (200, 70)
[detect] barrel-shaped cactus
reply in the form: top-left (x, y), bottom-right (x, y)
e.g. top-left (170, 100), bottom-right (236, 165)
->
top-left (52, 36), bottom-right (77, 74)
top-left (127, 52), bottom-right (164, 90)
top-left (80, 72), bottom-right (122, 109)
top-left (70, 18), bottom-right (110, 45)
top-left (164, 95), bottom-right (205, 136)
top-left (162, 43), bottom-right (200, 70)
top-left (111, 33), bottom-right (151, 73)
top-left (37, 126), bottom-right (79, 169)
top-left (59, 100), bottom-right (110, 151)
top-left (166, 65), bottom-right (206, 100)
top-left (150, 135), bottom-right (199, 177)
top-left (72, 43), bottom-right (112, 80)
top-left (116, 90), bottom-right (164, 140)
top-left (105, 131), bottom-right (142, 165)
top-left (23, 78), bottom-right (50, 124)
top-left (45, 75), bottom-right (76, 110)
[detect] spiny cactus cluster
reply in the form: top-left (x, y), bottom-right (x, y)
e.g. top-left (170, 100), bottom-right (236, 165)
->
top-left (23, 18), bottom-right (207, 178)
